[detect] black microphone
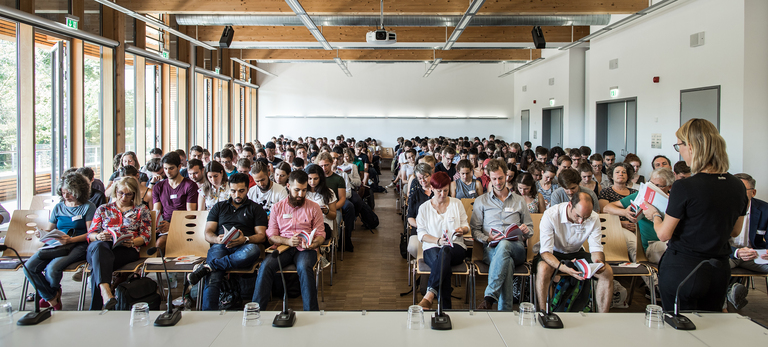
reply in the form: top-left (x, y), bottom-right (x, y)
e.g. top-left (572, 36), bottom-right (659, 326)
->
top-left (271, 247), bottom-right (296, 327)
top-left (147, 247), bottom-right (182, 326)
top-left (664, 258), bottom-right (721, 330)
top-left (539, 259), bottom-right (565, 329)
top-left (431, 245), bottom-right (452, 330)
top-left (0, 245), bottom-right (52, 325)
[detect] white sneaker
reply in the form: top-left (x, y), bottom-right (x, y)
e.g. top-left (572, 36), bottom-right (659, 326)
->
top-left (72, 267), bottom-right (84, 282)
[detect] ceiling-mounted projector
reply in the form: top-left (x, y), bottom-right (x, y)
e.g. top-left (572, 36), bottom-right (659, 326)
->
top-left (366, 29), bottom-right (397, 44)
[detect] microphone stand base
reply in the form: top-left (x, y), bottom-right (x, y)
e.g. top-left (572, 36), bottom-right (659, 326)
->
top-left (664, 313), bottom-right (696, 330)
top-left (273, 309), bottom-right (296, 327)
top-left (538, 312), bottom-right (564, 329)
top-left (17, 308), bottom-right (52, 326)
top-left (154, 309), bottom-right (182, 326)
top-left (430, 313), bottom-right (452, 330)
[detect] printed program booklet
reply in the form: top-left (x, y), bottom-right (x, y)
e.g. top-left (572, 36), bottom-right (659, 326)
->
top-left (489, 224), bottom-right (523, 247)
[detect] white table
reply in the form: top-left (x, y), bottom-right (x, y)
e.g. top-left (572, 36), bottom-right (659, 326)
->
top-left (0, 310), bottom-right (764, 347)
top-left (488, 312), bottom-right (767, 347)
top-left (210, 310), bottom-right (504, 347)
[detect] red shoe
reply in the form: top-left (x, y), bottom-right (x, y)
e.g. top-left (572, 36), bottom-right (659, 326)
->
top-left (39, 298), bottom-right (50, 308)
top-left (52, 301), bottom-right (62, 310)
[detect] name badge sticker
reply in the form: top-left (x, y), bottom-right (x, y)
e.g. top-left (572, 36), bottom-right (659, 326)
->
top-left (468, 190), bottom-right (476, 194)
top-left (170, 194), bottom-right (178, 199)
top-left (72, 215), bottom-right (82, 221)
top-left (283, 214), bottom-right (292, 219)
top-left (504, 207), bottom-right (514, 213)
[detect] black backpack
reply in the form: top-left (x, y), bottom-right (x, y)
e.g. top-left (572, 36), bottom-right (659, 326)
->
top-left (115, 274), bottom-right (162, 311)
top-left (219, 275), bottom-right (244, 311)
top-left (358, 199), bottom-right (379, 229)
top-left (551, 274), bottom-right (592, 312)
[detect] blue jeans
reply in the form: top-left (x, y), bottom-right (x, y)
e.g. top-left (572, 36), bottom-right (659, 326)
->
top-left (423, 246), bottom-right (466, 310)
top-left (202, 243), bottom-right (261, 311)
top-left (23, 242), bottom-right (88, 301)
top-left (252, 247), bottom-right (319, 311)
top-left (483, 239), bottom-right (526, 311)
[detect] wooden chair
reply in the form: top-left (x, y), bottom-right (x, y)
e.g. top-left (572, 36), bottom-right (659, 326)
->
top-left (77, 211), bottom-right (158, 310)
top-left (593, 214), bottom-right (657, 307)
top-left (143, 210), bottom-right (210, 310)
top-left (29, 196), bottom-right (58, 212)
top-left (1, 210), bottom-right (62, 307)
top-left (411, 239), bottom-right (472, 307)
top-left (265, 244), bottom-right (326, 304)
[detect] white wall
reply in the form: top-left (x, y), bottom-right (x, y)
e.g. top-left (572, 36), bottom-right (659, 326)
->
top-left (587, 0), bottom-right (765, 192)
top-left (742, 0), bottom-right (768, 198)
top-left (513, 48), bottom-right (586, 148)
top-left (256, 62), bottom-right (516, 147)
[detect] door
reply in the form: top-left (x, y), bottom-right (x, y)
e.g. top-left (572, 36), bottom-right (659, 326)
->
top-left (596, 99), bottom-right (637, 162)
top-left (542, 107), bottom-right (563, 148)
top-left (681, 86), bottom-right (719, 130)
top-left (521, 110), bottom-right (530, 143)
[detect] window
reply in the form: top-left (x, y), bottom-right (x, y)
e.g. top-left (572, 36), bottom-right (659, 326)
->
top-left (35, 30), bottom-right (71, 196)
top-left (125, 53), bottom-right (136, 153)
top-left (145, 61), bottom-right (161, 156)
top-left (170, 65), bottom-right (179, 150)
top-left (83, 42), bottom-right (103, 181)
top-left (0, 19), bottom-right (18, 212)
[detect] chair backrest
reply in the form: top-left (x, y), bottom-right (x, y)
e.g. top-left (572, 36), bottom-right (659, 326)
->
top-left (588, 214), bottom-right (629, 262)
top-left (381, 147), bottom-right (395, 159)
top-left (139, 210), bottom-right (158, 258)
top-left (3, 210), bottom-right (49, 257)
top-left (634, 222), bottom-right (649, 263)
top-left (527, 213), bottom-right (544, 262)
top-left (29, 196), bottom-right (57, 214)
top-left (165, 210), bottom-right (210, 258)
top-left (460, 198), bottom-right (475, 224)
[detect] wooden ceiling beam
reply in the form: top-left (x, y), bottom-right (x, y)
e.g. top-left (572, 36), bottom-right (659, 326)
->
top-left (240, 49), bottom-right (539, 61)
top-left (195, 25), bottom-right (590, 43)
top-left (111, 0), bottom-right (648, 15)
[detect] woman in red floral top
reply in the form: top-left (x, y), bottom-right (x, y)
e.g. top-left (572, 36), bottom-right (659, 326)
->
top-left (86, 177), bottom-right (151, 310)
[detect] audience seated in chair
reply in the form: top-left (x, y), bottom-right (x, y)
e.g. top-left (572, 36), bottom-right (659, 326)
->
top-left (152, 152), bottom-right (199, 251)
top-left (187, 173), bottom-right (268, 311)
top-left (252, 170), bottom-right (326, 311)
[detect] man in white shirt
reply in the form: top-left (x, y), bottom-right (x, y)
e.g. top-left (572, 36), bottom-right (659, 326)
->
top-left (248, 161), bottom-right (288, 212)
top-left (535, 192), bottom-right (614, 313)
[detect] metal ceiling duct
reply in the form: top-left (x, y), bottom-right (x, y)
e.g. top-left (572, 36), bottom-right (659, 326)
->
top-left (175, 14), bottom-right (610, 27)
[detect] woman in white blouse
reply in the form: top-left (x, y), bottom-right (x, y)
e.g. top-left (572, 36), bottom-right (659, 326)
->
top-left (306, 165), bottom-right (337, 239)
top-left (416, 171), bottom-right (469, 310)
top-left (198, 161), bottom-right (229, 210)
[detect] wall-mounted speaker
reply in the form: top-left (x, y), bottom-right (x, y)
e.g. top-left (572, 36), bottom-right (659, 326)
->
top-left (532, 26), bottom-right (546, 49)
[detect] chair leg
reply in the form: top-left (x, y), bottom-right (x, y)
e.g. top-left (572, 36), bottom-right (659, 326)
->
top-left (330, 242), bottom-right (335, 286)
top-left (19, 277), bottom-right (29, 311)
top-left (412, 267), bottom-right (417, 305)
top-left (648, 266), bottom-right (657, 306)
top-left (78, 272), bottom-right (89, 311)
top-left (0, 280), bottom-right (6, 300)
top-left (627, 276), bottom-right (637, 306)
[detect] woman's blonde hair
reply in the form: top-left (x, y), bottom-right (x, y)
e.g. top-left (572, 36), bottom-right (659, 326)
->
top-left (676, 118), bottom-right (728, 174)
top-left (112, 176), bottom-right (142, 206)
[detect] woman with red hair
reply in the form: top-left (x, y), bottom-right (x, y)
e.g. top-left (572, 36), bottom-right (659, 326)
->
top-left (415, 171), bottom-right (469, 310)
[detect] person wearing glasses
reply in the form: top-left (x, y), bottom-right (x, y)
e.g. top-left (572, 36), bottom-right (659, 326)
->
top-left (86, 177), bottom-right (151, 310)
top-left (406, 163), bottom-right (435, 258)
top-left (535, 192), bottom-right (614, 313)
top-left (641, 118), bottom-right (748, 312)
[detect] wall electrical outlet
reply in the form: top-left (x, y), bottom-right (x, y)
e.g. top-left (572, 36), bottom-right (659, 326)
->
top-left (533, 131), bottom-right (538, 139)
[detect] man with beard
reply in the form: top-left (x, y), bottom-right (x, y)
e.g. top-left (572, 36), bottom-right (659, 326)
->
top-left (247, 160), bottom-right (288, 213)
top-left (152, 152), bottom-right (198, 251)
top-left (186, 173), bottom-right (268, 310)
top-left (471, 159), bottom-right (534, 310)
top-left (252, 170), bottom-right (325, 311)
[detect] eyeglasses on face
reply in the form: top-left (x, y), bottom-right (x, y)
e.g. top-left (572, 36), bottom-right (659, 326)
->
top-left (673, 141), bottom-right (686, 152)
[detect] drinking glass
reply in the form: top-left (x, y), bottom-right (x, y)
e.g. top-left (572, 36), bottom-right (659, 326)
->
top-left (130, 302), bottom-right (150, 327)
top-left (242, 302), bottom-right (262, 326)
top-left (645, 304), bottom-right (664, 328)
top-left (1, 301), bottom-right (13, 325)
top-left (407, 305), bottom-right (425, 330)
top-left (518, 302), bottom-right (537, 326)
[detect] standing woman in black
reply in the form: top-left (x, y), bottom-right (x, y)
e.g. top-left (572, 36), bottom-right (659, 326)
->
top-left (642, 118), bottom-right (747, 311)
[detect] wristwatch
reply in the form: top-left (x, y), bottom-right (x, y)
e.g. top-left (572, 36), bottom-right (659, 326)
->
top-left (244, 235), bottom-right (250, 244)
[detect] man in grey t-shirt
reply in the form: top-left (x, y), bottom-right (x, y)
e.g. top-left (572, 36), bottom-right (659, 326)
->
top-left (549, 168), bottom-right (599, 212)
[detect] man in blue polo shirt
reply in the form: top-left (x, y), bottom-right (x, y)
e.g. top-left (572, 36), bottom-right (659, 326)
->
top-left (187, 173), bottom-right (268, 311)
